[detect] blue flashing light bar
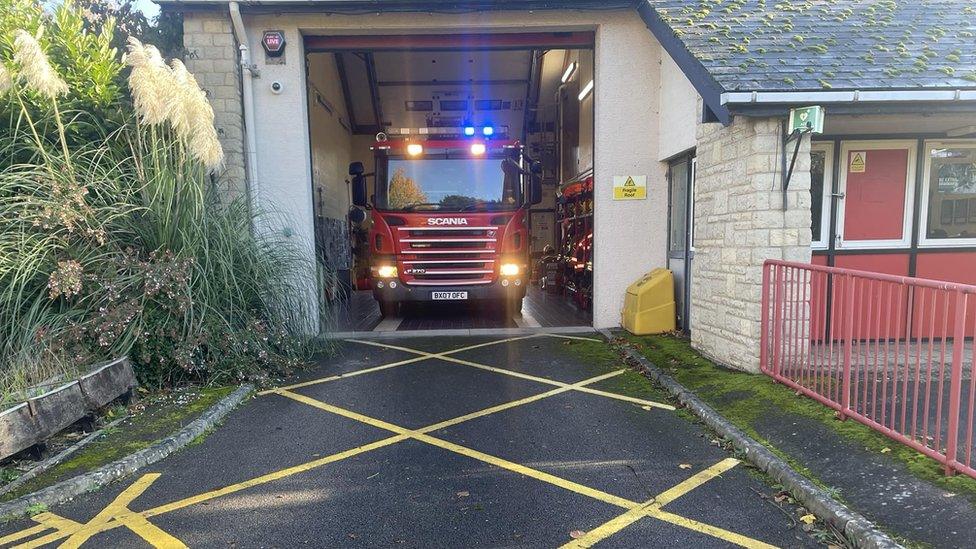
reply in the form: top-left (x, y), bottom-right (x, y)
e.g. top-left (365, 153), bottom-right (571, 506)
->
top-left (482, 126), bottom-right (494, 136)
top-left (463, 126), bottom-right (476, 136)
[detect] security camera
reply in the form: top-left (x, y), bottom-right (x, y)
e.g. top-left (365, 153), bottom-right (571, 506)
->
top-left (270, 81), bottom-right (283, 94)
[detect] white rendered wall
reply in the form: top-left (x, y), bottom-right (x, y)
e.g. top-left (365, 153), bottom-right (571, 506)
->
top-left (233, 9), bottom-right (668, 330)
top-left (657, 54), bottom-right (698, 161)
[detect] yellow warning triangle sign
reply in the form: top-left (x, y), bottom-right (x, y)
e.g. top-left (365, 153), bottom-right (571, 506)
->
top-left (624, 176), bottom-right (636, 187)
top-left (850, 152), bottom-right (865, 173)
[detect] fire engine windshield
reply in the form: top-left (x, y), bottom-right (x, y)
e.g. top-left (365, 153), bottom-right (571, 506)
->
top-left (378, 157), bottom-right (521, 212)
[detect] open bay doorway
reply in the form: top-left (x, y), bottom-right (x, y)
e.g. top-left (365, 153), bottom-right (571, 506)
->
top-left (303, 33), bottom-right (596, 334)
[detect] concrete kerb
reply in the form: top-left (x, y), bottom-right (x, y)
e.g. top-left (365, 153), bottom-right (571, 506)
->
top-left (597, 329), bottom-right (902, 549)
top-left (0, 384), bottom-right (254, 522)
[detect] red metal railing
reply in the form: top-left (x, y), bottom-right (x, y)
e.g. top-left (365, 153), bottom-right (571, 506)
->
top-left (760, 260), bottom-right (976, 478)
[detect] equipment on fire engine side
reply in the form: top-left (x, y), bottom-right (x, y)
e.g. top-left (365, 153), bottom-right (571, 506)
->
top-left (350, 129), bottom-right (543, 317)
top-left (621, 268), bottom-right (676, 335)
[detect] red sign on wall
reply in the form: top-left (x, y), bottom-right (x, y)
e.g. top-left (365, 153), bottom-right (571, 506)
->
top-left (262, 30), bottom-right (286, 56)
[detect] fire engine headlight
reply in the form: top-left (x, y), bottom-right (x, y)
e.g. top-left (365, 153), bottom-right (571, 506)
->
top-left (499, 263), bottom-right (520, 277)
top-left (406, 143), bottom-right (423, 156)
top-left (375, 265), bottom-right (398, 278)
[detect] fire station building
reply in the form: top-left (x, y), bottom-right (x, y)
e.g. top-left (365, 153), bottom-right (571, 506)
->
top-left (158, 0), bottom-right (976, 372)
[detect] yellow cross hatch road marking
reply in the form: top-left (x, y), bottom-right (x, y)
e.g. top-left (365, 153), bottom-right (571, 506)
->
top-left (1, 337), bottom-right (776, 549)
top-left (557, 458), bottom-right (773, 549)
top-left (0, 368), bottom-right (620, 549)
top-left (5, 474), bottom-right (186, 549)
top-left (274, 389), bottom-right (778, 549)
top-left (337, 336), bottom-right (675, 411)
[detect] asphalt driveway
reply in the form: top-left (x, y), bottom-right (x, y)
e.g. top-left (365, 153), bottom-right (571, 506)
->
top-left (1, 334), bottom-right (823, 548)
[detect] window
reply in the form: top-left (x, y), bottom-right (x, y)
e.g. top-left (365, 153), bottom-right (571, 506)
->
top-left (920, 141), bottom-right (976, 247)
top-left (669, 160), bottom-right (688, 254)
top-left (810, 143), bottom-right (833, 249)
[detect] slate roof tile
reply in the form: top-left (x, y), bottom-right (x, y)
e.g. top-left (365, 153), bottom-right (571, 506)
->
top-left (648, 0), bottom-right (976, 91)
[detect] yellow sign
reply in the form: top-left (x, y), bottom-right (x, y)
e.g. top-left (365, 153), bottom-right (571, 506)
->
top-left (613, 175), bottom-right (647, 200)
top-left (849, 151), bottom-right (866, 173)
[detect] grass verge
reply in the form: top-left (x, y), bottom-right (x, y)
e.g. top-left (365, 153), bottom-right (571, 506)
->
top-left (1, 386), bottom-right (235, 501)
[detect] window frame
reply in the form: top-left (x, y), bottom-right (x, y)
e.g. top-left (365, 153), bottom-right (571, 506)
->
top-left (918, 139), bottom-right (976, 248)
top-left (810, 142), bottom-right (833, 250)
top-left (835, 140), bottom-right (917, 250)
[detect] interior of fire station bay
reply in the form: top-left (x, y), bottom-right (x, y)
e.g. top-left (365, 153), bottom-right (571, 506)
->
top-left (303, 33), bottom-right (606, 332)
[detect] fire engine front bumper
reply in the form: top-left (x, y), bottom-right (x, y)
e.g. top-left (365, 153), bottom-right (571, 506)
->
top-left (372, 279), bottom-right (527, 303)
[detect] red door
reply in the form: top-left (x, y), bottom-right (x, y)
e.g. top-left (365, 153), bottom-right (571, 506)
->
top-left (838, 143), bottom-right (915, 249)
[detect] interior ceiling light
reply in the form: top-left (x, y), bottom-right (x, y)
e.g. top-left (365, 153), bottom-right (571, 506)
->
top-left (406, 143), bottom-right (424, 156)
top-left (470, 143), bottom-right (487, 156)
top-left (578, 79), bottom-right (594, 101)
top-left (561, 62), bottom-right (578, 83)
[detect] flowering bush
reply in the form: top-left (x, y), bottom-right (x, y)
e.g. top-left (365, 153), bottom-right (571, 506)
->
top-left (0, 3), bottom-right (319, 400)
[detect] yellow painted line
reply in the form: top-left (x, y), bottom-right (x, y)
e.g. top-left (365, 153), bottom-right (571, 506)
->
top-left (652, 458), bottom-right (740, 506)
top-left (571, 386), bottom-right (675, 410)
top-left (543, 333), bottom-right (604, 343)
top-left (257, 355), bottom-right (430, 395)
top-left (433, 354), bottom-right (675, 411)
top-left (559, 458), bottom-right (765, 549)
top-left (276, 391), bottom-right (775, 549)
top-left (260, 335), bottom-right (541, 396)
top-left (650, 510), bottom-right (779, 549)
top-left (347, 334), bottom-right (540, 359)
top-left (559, 500), bottom-right (656, 548)
top-left (59, 473), bottom-right (185, 549)
top-left (0, 523), bottom-right (50, 546)
top-left (418, 370), bottom-right (627, 433)
top-left (3, 435), bottom-right (409, 547)
top-left (145, 434), bottom-right (407, 517)
top-left (411, 431), bottom-right (636, 508)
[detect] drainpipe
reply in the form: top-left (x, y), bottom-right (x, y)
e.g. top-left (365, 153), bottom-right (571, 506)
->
top-left (228, 2), bottom-right (259, 204)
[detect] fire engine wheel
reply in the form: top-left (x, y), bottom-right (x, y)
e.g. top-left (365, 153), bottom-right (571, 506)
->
top-left (379, 300), bottom-right (399, 317)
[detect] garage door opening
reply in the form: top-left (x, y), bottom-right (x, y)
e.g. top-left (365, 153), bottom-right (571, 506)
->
top-left (305, 32), bottom-right (595, 333)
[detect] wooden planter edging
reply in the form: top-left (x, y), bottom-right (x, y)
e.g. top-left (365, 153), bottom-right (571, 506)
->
top-left (0, 357), bottom-right (137, 462)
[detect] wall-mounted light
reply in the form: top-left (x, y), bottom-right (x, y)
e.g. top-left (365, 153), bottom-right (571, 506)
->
top-left (560, 62), bottom-right (577, 84)
top-left (407, 143), bottom-right (424, 156)
top-left (578, 79), bottom-right (594, 101)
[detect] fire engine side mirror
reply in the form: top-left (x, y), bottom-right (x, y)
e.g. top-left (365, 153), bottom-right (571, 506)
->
top-left (349, 162), bottom-right (368, 207)
top-left (528, 177), bottom-right (543, 205)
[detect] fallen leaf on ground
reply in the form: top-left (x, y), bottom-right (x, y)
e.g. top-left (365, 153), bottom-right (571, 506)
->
top-left (774, 494), bottom-right (789, 503)
top-left (880, 447), bottom-right (892, 453)
top-left (679, 463), bottom-right (692, 469)
top-left (456, 491), bottom-right (469, 497)
top-left (641, 405), bottom-right (653, 411)
top-left (799, 514), bottom-right (816, 525)
top-left (569, 530), bottom-right (586, 539)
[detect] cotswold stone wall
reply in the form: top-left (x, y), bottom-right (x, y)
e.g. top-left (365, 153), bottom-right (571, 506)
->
top-left (690, 117), bottom-right (812, 372)
top-left (182, 12), bottom-right (247, 201)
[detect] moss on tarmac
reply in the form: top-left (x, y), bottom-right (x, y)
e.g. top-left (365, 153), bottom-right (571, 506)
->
top-left (2, 386), bottom-right (235, 502)
top-left (621, 333), bottom-right (976, 506)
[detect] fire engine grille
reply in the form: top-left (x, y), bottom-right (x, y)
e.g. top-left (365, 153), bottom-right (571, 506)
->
top-left (396, 226), bottom-right (499, 286)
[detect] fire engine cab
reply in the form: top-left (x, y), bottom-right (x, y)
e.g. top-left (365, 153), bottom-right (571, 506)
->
top-left (349, 127), bottom-right (543, 317)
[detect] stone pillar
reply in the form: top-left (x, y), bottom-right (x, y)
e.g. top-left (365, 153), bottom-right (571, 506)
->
top-left (182, 12), bottom-right (248, 202)
top-left (690, 116), bottom-right (812, 372)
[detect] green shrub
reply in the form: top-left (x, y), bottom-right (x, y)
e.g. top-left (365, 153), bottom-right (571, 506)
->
top-left (0, 3), bottom-right (321, 402)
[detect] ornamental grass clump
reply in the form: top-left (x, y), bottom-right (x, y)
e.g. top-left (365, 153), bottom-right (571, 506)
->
top-left (0, 3), bottom-right (320, 403)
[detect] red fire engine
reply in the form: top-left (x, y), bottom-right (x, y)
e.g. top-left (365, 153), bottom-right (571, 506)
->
top-left (349, 127), bottom-right (542, 317)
